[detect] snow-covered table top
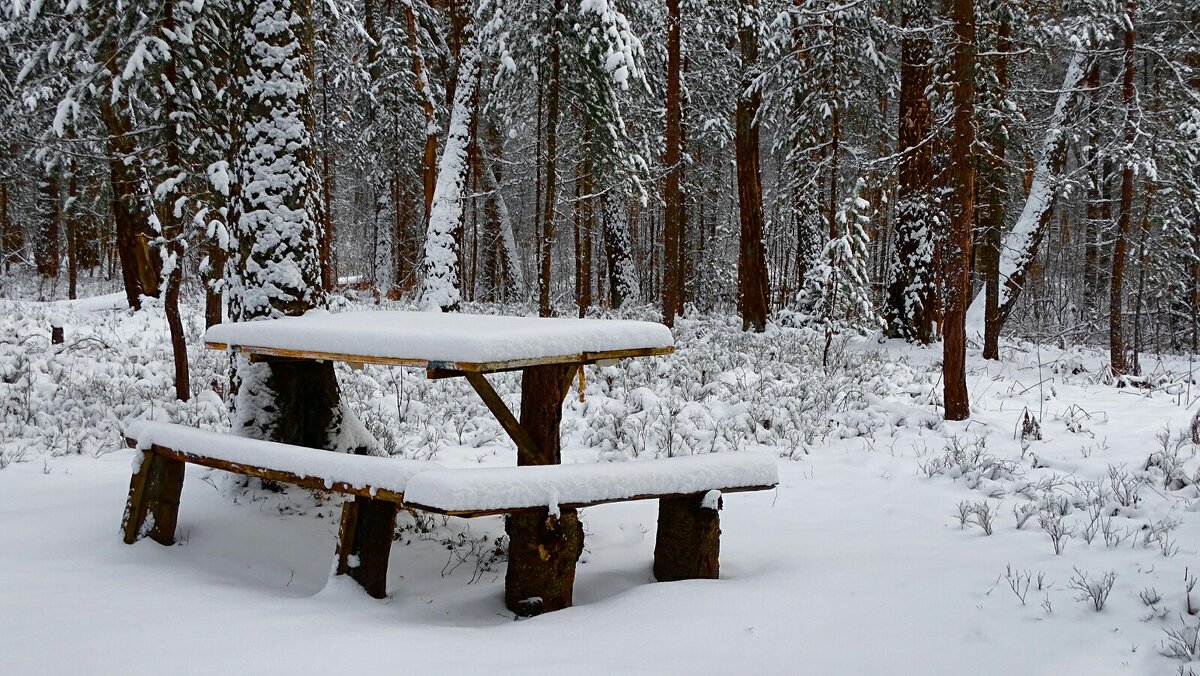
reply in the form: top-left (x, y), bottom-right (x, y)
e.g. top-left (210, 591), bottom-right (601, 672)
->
top-left (205, 310), bottom-right (674, 371)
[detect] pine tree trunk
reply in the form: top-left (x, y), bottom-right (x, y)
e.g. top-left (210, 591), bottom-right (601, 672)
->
top-left (734, 0), bottom-right (769, 333)
top-left (1110, 0), bottom-right (1137, 378)
top-left (1082, 63), bottom-right (1104, 320)
top-left (101, 98), bottom-right (162, 310)
top-left (229, 0), bottom-right (355, 453)
top-left (574, 140), bottom-right (594, 318)
top-left (36, 166), bottom-right (60, 279)
top-left (886, 4), bottom-right (936, 343)
top-left (66, 162), bottom-right (79, 300)
top-left (980, 14), bottom-right (1010, 360)
top-left (944, 0), bottom-right (975, 421)
top-left (538, 0), bottom-right (563, 318)
top-left (404, 2), bottom-right (439, 225)
top-left (661, 0), bottom-right (684, 326)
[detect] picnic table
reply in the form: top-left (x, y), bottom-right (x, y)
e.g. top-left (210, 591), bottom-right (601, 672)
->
top-left (207, 310), bottom-right (675, 610)
top-left (122, 310), bottom-right (777, 616)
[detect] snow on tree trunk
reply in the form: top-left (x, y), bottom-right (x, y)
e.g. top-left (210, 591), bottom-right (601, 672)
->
top-left (602, 192), bottom-right (639, 308)
top-left (420, 26), bottom-right (481, 313)
top-left (964, 51), bottom-right (1087, 339)
top-left (227, 0), bottom-right (324, 321)
top-left (226, 0), bottom-right (367, 455)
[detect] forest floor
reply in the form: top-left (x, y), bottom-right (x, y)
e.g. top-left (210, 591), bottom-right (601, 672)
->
top-left (1, 277), bottom-right (1199, 675)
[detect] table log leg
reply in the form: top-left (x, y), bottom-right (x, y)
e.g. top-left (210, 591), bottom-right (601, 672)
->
top-left (504, 508), bottom-right (584, 616)
top-left (121, 450), bottom-right (185, 545)
top-left (335, 496), bottom-right (398, 599)
top-left (653, 491), bottom-right (721, 581)
top-left (503, 363), bottom-right (580, 615)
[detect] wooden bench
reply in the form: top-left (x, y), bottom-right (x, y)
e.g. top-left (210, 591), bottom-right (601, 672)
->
top-left (403, 453), bottom-right (779, 615)
top-left (121, 422), bottom-right (442, 598)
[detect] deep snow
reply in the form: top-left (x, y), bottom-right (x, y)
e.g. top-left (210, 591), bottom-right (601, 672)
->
top-left (1, 285), bottom-right (1198, 675)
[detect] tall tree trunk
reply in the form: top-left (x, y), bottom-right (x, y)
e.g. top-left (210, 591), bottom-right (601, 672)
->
top-left (538, 0), bottom-right (563, 318)
top-left (1081, 63), bottom-right (1104, 320)
top-left (944, 0), bottom-right (975, 421)
top-left (65, 153), bottom-right (79, 300)
top-left (735, 0), bottom-right (769, 332)
top-left (403, 2), bottom-right (439, 225)
top-left (0, 180), bottom-right (15, 271)
top-left (886, 2), bottom-right (937, 343)
top-left (101, 98), bottom-right (162, 310)
top-left (229, 0), bottom-right (357, 452)
top-left (602, 192), bottom-right (639, 308)
top-left (661, 0), bottom-right (684, 326)
top-left (36, 164), bottom-right (60, 279)
top-left (1109, 0), bottom-right (1136, 378)
top-left (479, 139), bottom-right (525, 299)
top-left (574, 141), bottom-right (594, 317)
top-left (979, 12), bottom-right (1010, 360)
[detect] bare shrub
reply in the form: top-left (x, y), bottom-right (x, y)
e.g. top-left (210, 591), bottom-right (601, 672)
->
top-left (1162, 616), bottom-right (1200, 664)
top-left (970, 501), bottom-right (997, 535)
top-left (1040, 511), bottom-right (1073, 555)
top-left (1012, 502), bottom-right (1038, 530)
top-left (1005, 565), bottom-right (1031, 606)
top-left (1068, 567), bottom-right (1116, 611)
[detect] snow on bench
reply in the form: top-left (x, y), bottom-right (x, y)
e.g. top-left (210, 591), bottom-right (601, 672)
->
top-left (403, 452), bottom-right (779, 517)
top-left (204, 309), bottom-right (674, 369)
top-left (122, 421), bottom-right (446, 599)
top-left (125, 421), bottom-right (443, 501)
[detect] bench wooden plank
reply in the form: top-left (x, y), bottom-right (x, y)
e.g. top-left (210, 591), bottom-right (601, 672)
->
top-left (404, 484), bottom-right (776, 518)
top-left (129, 442), bottom-right (409, 503)
top-left (125, 422), bottom-right (442, 501)
top-left (402, 453), bottom-right (779, 517)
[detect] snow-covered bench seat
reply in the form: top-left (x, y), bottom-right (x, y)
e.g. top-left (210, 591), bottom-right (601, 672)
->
top-left (120, 421), bottom-right (442, 598)
top-left (404, 453), bottom-right (778, 615)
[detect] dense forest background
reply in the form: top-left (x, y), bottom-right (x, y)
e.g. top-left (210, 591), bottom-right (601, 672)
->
top-left (1, 0), bottom-right (1198, 413)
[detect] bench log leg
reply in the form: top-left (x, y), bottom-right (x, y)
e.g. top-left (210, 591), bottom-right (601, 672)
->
top-left (121, 450), bottom-right (185, 545)
top-left (335, 496), bottom-right (398, 599)
top-left (654, 492), bottom-right (721, 581)
top-left (504, 508), bottom-right (584, 616)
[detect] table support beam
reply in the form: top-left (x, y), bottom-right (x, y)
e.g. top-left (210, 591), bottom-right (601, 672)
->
top-left (463, 372), bottom-right (541, 461)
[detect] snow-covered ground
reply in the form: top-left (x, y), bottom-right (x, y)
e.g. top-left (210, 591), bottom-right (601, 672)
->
top-left (2, 283), bottom-right (1198, 675)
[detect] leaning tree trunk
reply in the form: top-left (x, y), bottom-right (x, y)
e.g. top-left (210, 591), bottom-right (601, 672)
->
top-left (1110, 0), bottom-right (1137, 378)
top-left (963, 51), bottom-right (1088, 338)
top-left (734, 0), bottom-right (769, 333)
top-left (479, 142), bottom-right (525, 299)
top-left (101, 97), bottom-right (162, 310)
top-left (421, 20), bottom-right (482, 312)
top-left (944, 0), bottom-right (975, 421)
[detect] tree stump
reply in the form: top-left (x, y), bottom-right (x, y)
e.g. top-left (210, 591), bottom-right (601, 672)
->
top-left (653, 491), bottom-right (721, 581)
top-left (50, 324), bottom-right (64, 345)
top-left (122, 450), bottom-right (185, 545)
top-left (335, 496), bottom-right (399, 599)
top-left (504, 508), bottom-right (584, 616)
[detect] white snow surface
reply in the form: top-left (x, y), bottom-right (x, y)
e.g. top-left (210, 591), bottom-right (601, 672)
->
top-left (404, 452), bottom-right (778, 512)
top-left (204, 310), bottom-right (674, 365)
top-left (128, 421), bottom-right (443, 494)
